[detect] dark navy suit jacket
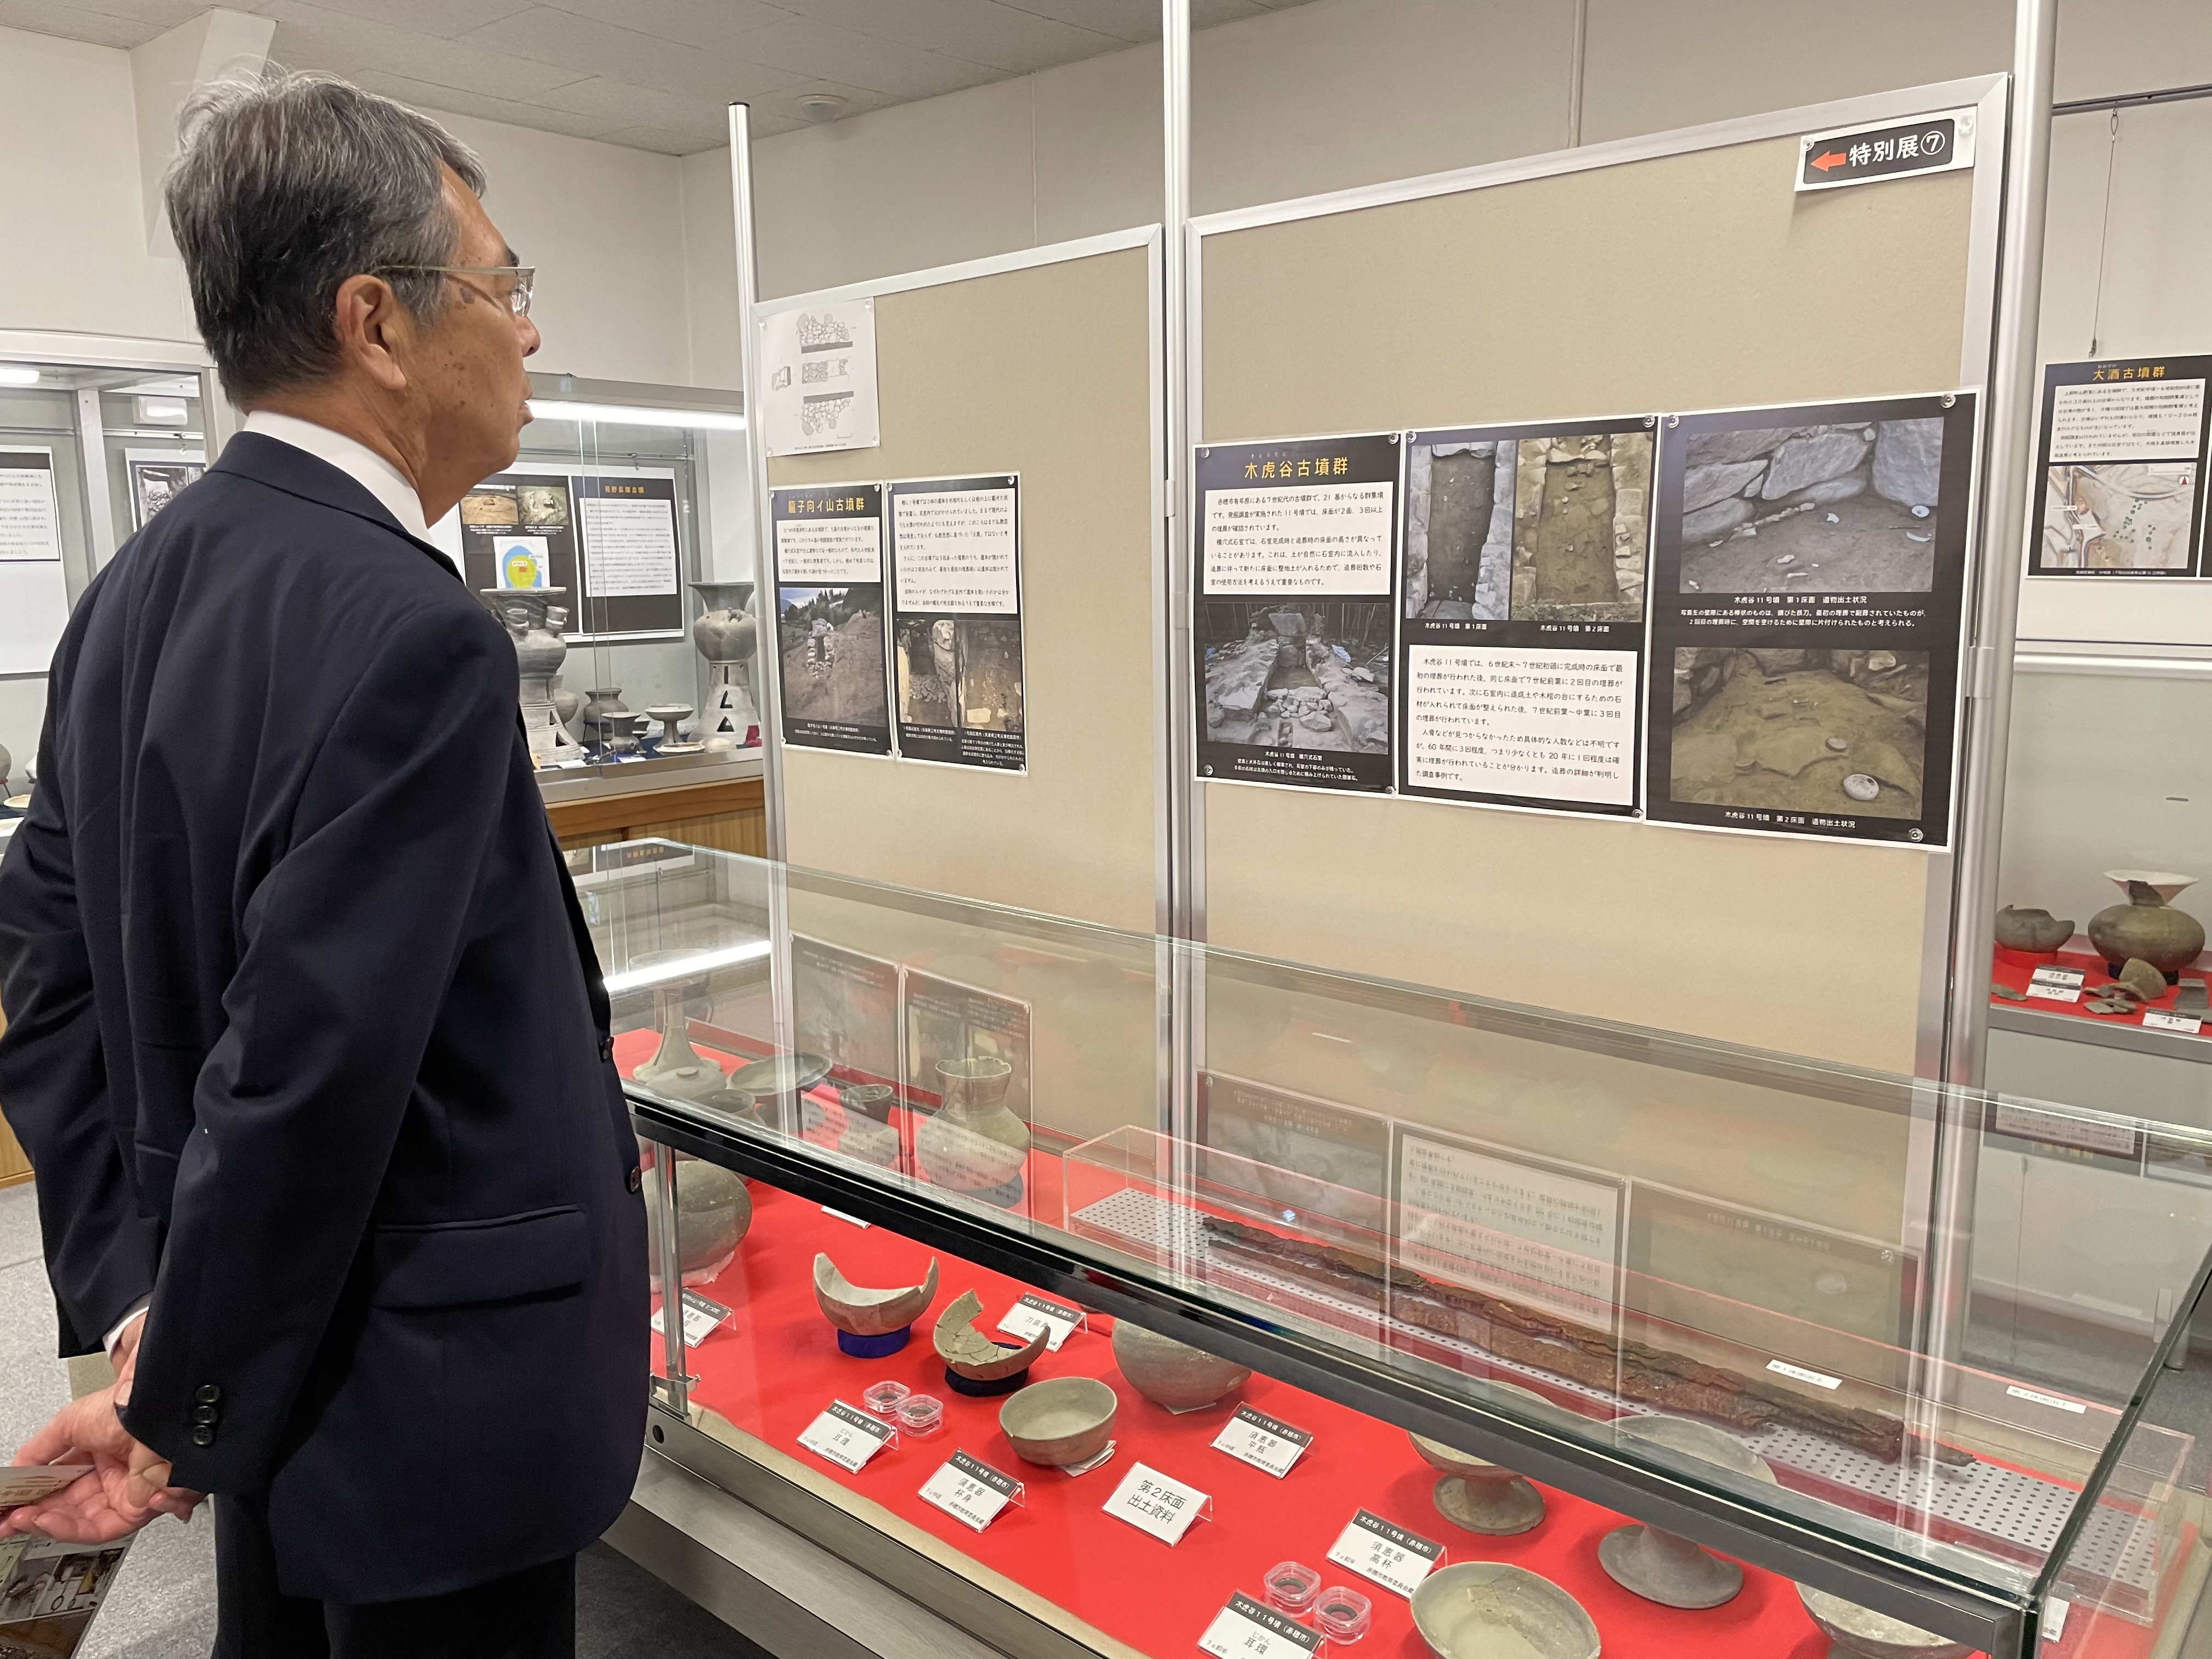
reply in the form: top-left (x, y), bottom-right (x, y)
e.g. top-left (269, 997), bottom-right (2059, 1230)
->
top-left (0, 432), bottom-right (647, 1602)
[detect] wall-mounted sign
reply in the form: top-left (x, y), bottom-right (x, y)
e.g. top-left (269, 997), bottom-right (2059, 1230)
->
top-left (1796, 108), bottom-right (1977, 191)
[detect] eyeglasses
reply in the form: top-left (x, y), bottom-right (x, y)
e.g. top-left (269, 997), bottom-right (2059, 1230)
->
top-left (374, 264), bottom-right (536, 319)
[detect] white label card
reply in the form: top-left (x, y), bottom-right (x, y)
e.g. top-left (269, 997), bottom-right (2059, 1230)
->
top-left (918, 1451), bottom-right (1021, 1532)
top-left (649, 1288), bottom-right (733, 1347)
top-left (1101, 1462), bottom-right (1210, 1546)
top-left (798, 1401), bottom-right (896, 1473)
top-left (2145, 1009), bottom-right (2203, 1034)
top-left (2007, 1384), bottom-right (2090, 1415)
top-left (1198, 1592), bottom-right (1323, 1658)
top-left (1766, 1358), bottom-right (1842, 1391)
top-left (1210, 1405), bottom-right (1313, 1478)
top-left (2027, 967), bottom-right (2085, 1003)
top-left (822, 1206), bottom-right (871, 1228)
top-left (1325, 1508), bottom-right (1444, 1598)
top-left (998, 1294), bottom-right (1085, 1351)
top-left (2044, 1600), bottom-right (2070, 1641)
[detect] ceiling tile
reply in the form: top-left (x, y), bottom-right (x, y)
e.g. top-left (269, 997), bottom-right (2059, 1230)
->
top-left (347, 66), bottom-right (620, 138)
top-left (775, 0), bottom-right (1120, 75)
top-left (729, 14), bottom-right (1004, 100)
top-left (461, 7), bottom-right (804, 101)
top-left (591, 123), bottom-right (716, 155)
top-left (995, 0), bottom-right (1161, 43)
top-left (0, 0), bottom-right (162, 48)
top-left (529, 74), bottom-right (720, 128)
top-left (540, 0), bottom-right (791, 50)
top-left (263, 1), bottom-right (590, 99)
top-left (323, 0), bottom-right (536, 42)
top-left (1190, 0), bottom-right (1271, 25)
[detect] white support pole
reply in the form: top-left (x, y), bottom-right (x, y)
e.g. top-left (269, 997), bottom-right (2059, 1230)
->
top-left (727, 101), bottom-right (786, 864)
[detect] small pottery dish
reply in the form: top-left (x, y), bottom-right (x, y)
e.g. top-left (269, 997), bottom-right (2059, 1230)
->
top-left (1000, 1376), bottom-right (1118, 1468)
top-left (1410, 1563), bottom-right (1599, 1659)
top-left (1598, 1416), bottom-right (1774, 1609)
top-left (1409, 1379), bottom-right (1553, 1536)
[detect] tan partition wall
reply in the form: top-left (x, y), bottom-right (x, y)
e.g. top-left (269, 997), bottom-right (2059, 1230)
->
top-left (769, 241), bottom-right (1160, 934)
top-left (1198, 131), bottom-right (1987, 1073)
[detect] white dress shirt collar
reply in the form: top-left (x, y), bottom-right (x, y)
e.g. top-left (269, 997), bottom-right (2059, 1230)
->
top-left (241, 410), bottom-right (431, 541)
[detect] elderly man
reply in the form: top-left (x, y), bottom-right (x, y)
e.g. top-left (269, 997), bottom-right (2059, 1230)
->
top-left (0, 72), bottom-right (646, 1656)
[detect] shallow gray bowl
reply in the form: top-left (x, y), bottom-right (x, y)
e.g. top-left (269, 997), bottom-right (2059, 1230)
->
top-left (1797, 1585), bottom-right (1972, 1659)
top-left (730, 1051), bottom-right (833, 1098)
top-left (1410, 1562), bottom-right (1599, 1659)
top-left (1000, 1376), bottom-right (1118, 1468)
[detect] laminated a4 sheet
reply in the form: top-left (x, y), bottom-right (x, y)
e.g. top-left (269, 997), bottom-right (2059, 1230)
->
top-left (886, 475), bottom-right (1025, 771)
top-left (770, 483), bottom-right (893, 755)
top-left (1195, 433), bottom-right (1399, 793)
top-left (1643, 392), bottom-right (1978, 847)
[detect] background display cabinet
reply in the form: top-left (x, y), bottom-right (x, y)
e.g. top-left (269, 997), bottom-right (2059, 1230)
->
top-left (592, 840), bottom-right (2212, 1659)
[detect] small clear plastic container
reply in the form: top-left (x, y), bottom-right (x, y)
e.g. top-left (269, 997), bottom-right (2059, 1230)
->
top-left (1314, 1586), bottom-right (1372, 1644)
top-left (894, 1392), bottom-right (945, 1437)
top-left (1262, 1560), bottom-right (1322, 1618)
top-left (861, 1380), bottom-right (911, 1418)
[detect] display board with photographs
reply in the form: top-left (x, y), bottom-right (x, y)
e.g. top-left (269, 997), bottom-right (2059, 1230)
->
top-left (2028, 356), bottom-right (2212, 578)
top-left (1195, 433), bottom-right (1399, 793)
top-left (1398, 417), bottom-right (1656, 815)
top-left (771, 484), bottom-right (892, 755)
top-left (458, 467), bottom-right (685, 640)
top-left (792, 934), bottom-right (902, 1172)
top-left (887, 475), bottom-right (1025, 772)
top-left (1642, 393), bottom-right (1978, 847)
top-left (899, 966), bottom-right (1033, 1214)
top-left (126, 452), bottom-right (205, 529)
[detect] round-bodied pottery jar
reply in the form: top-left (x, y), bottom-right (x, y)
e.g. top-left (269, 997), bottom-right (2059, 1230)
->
top-left (1111, 1320), bottom-right (1249, 1410)
top-left (2088, 871), bottom-right (2205, 981)
top-left (644, 1159), bottom-right (751, 1285)
top-left (1993, 906), bottom-right (2073, 956)
top-left (578, 686), bottom-right (629, 747)
top-left (915, 1057), bottom-right (1028, 1199)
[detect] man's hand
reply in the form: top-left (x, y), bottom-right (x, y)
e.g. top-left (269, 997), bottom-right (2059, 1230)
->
top-left (2, 1380), bottom-right (204, 1543)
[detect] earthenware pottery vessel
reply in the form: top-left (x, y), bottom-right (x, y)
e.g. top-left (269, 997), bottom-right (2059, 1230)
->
top-left (643, 1158), bottom-right (751, 1285)
top-left (1410, 1563), bottom-right (1599, 1659)
top-left (933, 1289), bottom-right (1049, 1385)
top-left (1409, 1381), bottom-right (1555, 1536)
top-left (1993, 906), bottom-right (2073, 955)
top-left (1797, 1584), bottom-right (1972, 1659)
top-left (482, 590), bottom-right (583, 766)
top-left (578, 685), bottom-right (629, 747)
top-left (2089, 871), bottom-right (2205, 981)
top-left (624, 950), bottom-right (730, 1103)
top-left (811, 1253), bottom-right (938, 1336)
top-left (1598, 1417), bottom-right (1775, 1608)
top-left (1111, 1321), bottom-right (1249, 1411)
top-left (646, 703), bottom-right (699, 754)
top-left (0, 740), bottom-right (12, 790)
top-left (916, 1057), bottom-right (1029, 1195)
top-left (692, 581), bottom-right (760, 751)
top-left (1000, 1376), bottom-right (1118, 1468)
top-left (602, 710), bottom-right (641, 757)
top-left (837, 1086), bottom-right (901, 1169)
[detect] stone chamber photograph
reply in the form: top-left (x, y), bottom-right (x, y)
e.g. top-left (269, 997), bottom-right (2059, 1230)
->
top-left (778, 584), bottom-right (887, 725)
top-left (1200, 600), bottom-right (1391, 754)
top-left (894, 614), bottom-right (1024, 733)
top-left (1667, 647), bottom-right (1930, 820)
top-left (2038, 461), bottom-right (2199, 570)
top-left (1675, 418), bottom-right (1944, 595)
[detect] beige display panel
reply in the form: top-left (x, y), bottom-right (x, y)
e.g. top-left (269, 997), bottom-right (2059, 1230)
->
top-left (768, 241), bottom-right (1160, 934)
top-left (1197, 132), bottom-right (1984, 1074)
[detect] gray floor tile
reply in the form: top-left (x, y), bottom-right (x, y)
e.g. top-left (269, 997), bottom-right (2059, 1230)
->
top-left (0, 1180), bottom-right (46, 1272)
top-left (0, 1256), bottom-right (69, 1460)
top-left (78, 1513), bottom-right (219, 1659)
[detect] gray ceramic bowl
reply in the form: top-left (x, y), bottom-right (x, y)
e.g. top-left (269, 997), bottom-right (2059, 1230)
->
top-left (1111, 1320), bottom-right (1250, 1410)
top-left (1000, 1376), bottom-right (1118, 1467)
top-left (1797, 1585), bottom-right (1972, 1659)
top-left (1411, 1563), bottom-right (1599, 1659)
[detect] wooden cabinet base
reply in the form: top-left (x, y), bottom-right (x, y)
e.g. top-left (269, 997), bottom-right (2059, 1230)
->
top-left (546, 776), bottom-right (766, 859)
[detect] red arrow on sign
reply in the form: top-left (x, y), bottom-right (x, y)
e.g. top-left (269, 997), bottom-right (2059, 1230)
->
top-left (1810, 150), bottom-right (1848, 172)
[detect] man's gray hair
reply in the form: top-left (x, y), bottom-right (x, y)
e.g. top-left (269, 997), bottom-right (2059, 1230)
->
top-left (166, 70), bottom-right (487, 403)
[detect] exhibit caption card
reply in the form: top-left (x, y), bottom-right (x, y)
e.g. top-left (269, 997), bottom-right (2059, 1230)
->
top-left (1210, 1405), bottom-right (1312, 1477)
top-left (887, 475), bottom-right (1027, 772)
top-left (648, 1288), bottom-right (732, 1347)
top-left (917, 1451), bottom-right (1022, 1532)
top-left (1325, 1509), bottom-right (1443, 1596)
top-left (1642, 392), bottom-right (1978, 847)
top-left (1101, 1462), bottom-right (1210, 1545)
top-left (1199, 1593), bottom-right (1323, 1658)
top-left (1195, 433), bottom-right (1399, 794)
top-left (2027, 356), bottom-right (2212, 579)
top-left (1398, 416), bottom-right (1657, 816)
top-left (798, 1401), bottom-right (896, 1472)
top-left (770, 484), bottom-right (893, 756)
top-left (997, 1293), bottom-right (1084, 1351)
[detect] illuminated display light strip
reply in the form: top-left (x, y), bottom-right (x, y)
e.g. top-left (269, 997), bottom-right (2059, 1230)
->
top-left (527, 398), bottom-right (746, 432)
top-left (601, 939), bottom-right (771, 994)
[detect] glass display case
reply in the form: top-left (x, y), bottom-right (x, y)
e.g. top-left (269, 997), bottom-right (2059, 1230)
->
top-left (590, 840), bottom-right (2212, 1658)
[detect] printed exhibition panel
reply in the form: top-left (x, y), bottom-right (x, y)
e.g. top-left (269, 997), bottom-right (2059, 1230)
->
top-left (887, 474), bottom-right (1026, 772)
top-left (1643, 393), bottom-right (1979, 847)
top-left (2028, 355), bottom-right (2212, 578)
top-left (1195, 433), bottom-right (1400, 794)
top-left (124, 450), bottom-right (204, 529)
top-left (1398, 416), bottom-right (1657, 815)
top-left (459, 465), bottom-right (686, 641)
top-left (770, 483), bottom-right (893, 756)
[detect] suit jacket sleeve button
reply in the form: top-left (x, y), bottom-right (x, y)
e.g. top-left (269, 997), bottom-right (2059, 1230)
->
top-left (599, 1035), bottom-right (614, 1062)
top-left (190, 1426), bottom-right (216, 1447)
top-left (626, 1165), bottom-right (642, 1193)
top-left (194, 1384), bottom-right (222, 1404)
top-left (191, 1404), bottom-right (220, 1426)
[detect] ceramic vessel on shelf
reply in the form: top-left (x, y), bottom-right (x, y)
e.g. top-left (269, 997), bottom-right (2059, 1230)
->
top-left (836, 1085), bottom-right (900, 1167)
top-left (2088, 871), bottom-right (2205, 981)
top-left (1000, 1376), bottom-right (1117, 1468)
top-left (692, 581), bottom-right (761, 751)
top-left (1598, 1416), bottom-right (1776, 1608)
top-left (1797, 1584), bottom-right (1972, 1659)
top-left (811, 1253), bottom-right (938, 1339)
top-left (1409, 1380), bottom-right (1555, 1536)
top-left (577, 685), bottom-right (629, 748)
top-left (646, 703), bottom-right (699, 754)
top-left (642, 1157), bottom-right (751, 1286)
top-left (601, 711), bottom-right (641, 757)
top-left (1993, 905), bottom-right (2073, 956)
top-left (624, 949), bottom-right (729, 1103)
top-left (481, 590), bottom-right (583, 766)
top-left (933, 1289), bottom-right (1049, 1390)
top-left (1111, 1320), bottom-right (1249, 1411)
top-left (552, 681), bottom-right (580, 732)
top-left (915, 1057), bottom-right (1028, 1198)
top-left (1409, 1563), bottom-right (1599, 1659)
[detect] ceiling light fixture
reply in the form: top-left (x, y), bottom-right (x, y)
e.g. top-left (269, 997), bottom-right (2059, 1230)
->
top-left (527, 399), bottom-right (745, 432)
top-left (797, 93), bottom-right (847, 125)
top-left (0, 367), bottom-right (41, 387)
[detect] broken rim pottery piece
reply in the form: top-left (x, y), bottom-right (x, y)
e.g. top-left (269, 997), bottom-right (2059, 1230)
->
top-left (813, 1253), bottom-right (939, 1356)
top-left (1993, 906), bottom-right (2074, 955)
top-left (1000, 1376), bottom-right (1118, 1468)
top-left (1409, 1380), bottom-right (1555, 1536)
top-left (2119, 957), bottom-right (2170, 1002)
top-left (1797, 1584), bottom-right (1972, 1659)
top-left (933, 1289), bottom-right (1051, 1395)
top-left (916, 1056), bottom-right (1030, 1197)
top-left (643, 1159), bottom-right (751, 1286)
top-left (1111, 1320), bottom-right (1251, 1412)
top-left (1410, 1564), bottom-right (1599, 1659)
top-left (1598, 1416), bottom-right (1775, 1608)
top-left (2089, 871), bottom-right (2205, 981)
